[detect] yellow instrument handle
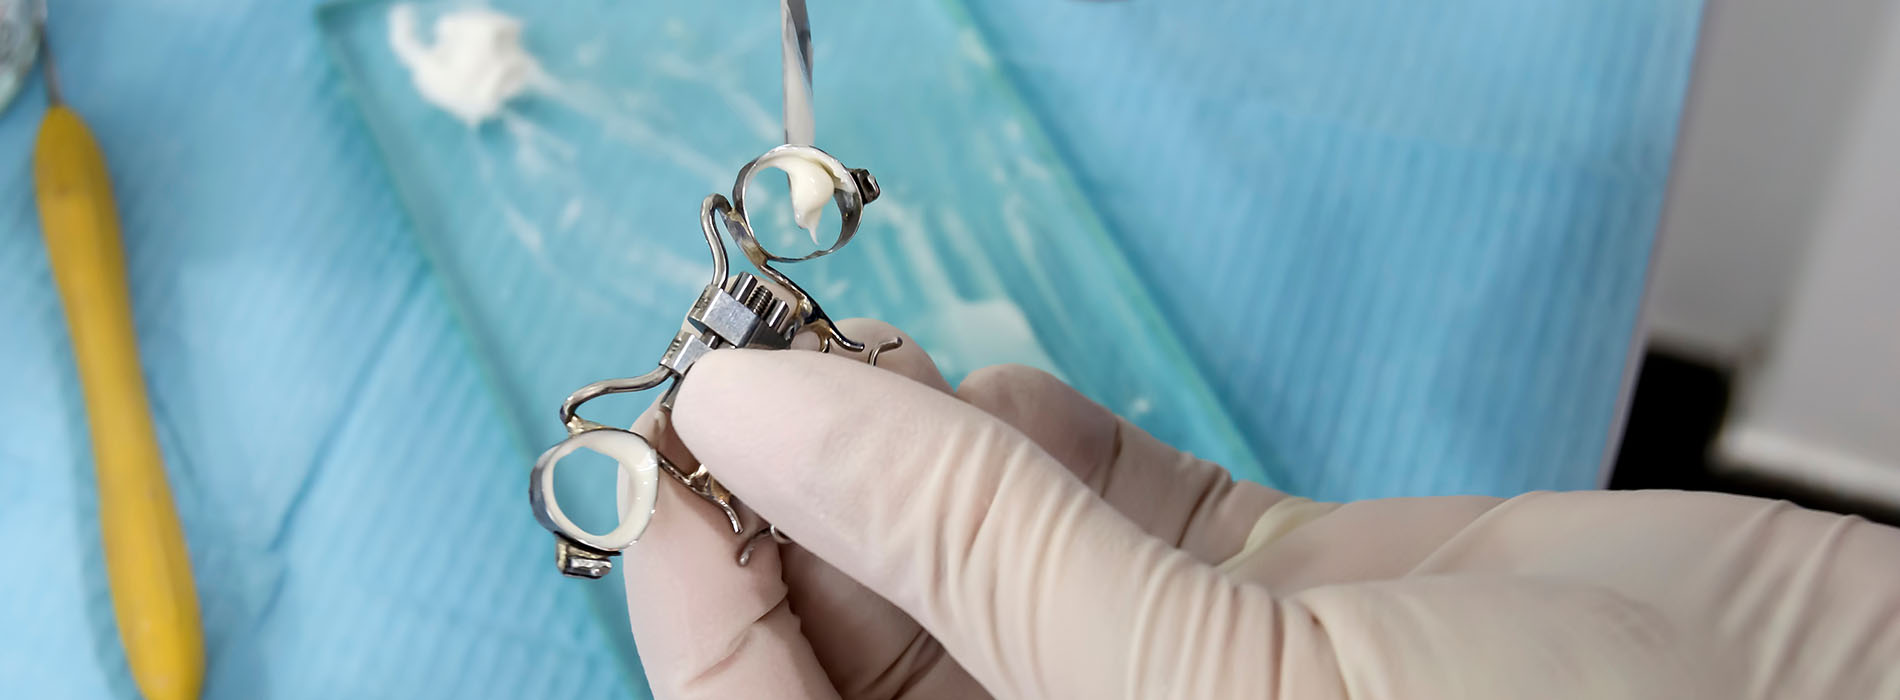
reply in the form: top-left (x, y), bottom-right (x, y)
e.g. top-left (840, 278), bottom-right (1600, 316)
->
top-left (34, 105), bottom-right (205, 700)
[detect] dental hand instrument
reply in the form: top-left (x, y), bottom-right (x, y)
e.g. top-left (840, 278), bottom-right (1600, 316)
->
top-left (30, 3), bottom-right (205, 698)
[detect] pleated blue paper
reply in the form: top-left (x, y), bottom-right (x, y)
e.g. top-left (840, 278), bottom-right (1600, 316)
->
top-left (961, 0), bottom-right (1703, 499)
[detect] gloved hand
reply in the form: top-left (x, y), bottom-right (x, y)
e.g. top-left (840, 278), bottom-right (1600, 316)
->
top-left (619, 319), bottom-right (1900, 700)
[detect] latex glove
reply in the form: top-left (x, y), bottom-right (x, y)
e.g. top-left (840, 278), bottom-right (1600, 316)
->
top-left (622, 320), bottom-right (1900, 699)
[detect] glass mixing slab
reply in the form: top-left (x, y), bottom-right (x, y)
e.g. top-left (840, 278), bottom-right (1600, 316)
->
top-left (318, 0), bottom-right (1266, 478)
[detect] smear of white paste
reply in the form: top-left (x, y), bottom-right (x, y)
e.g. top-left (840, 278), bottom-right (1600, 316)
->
top-left (389, 4), bottom-right (542, 126)
top-left (875, 199), bottom-right (1065, 381)
top-left (917, 298), bottom-right (1063, 381)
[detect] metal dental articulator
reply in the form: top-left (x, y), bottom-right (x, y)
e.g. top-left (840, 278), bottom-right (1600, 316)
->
top-left (528, 0), bottom-right (896, 578)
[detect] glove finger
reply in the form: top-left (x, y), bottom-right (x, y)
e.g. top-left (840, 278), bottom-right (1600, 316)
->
top-left (617, 402), bottom-right (841, 700)
top-left (672, 351), bottom-right (1283, 699)
top-left (783, 319), bottom-right (984, 699)
top-left (955, 364), bottom-right (1287, 563)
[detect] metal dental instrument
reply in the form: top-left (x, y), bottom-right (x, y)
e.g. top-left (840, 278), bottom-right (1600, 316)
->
top-left (530, 145), bottom-right (885, 578)
top-left (530, 0), bottom-right (905, 579)
top-left (31, 2), bottom-right (206, 697)
top-left (780, 0), bottom-right (813, 145)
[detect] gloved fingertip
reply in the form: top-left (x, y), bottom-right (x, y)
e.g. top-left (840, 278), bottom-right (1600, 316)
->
top-left (673, 348), bottom-right (827, 422)
top-left (669, 349), bottom-right (879, 488)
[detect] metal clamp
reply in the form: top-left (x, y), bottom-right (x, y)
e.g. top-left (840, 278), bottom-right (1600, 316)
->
top-left (528, 145), bottom-right (884, 578)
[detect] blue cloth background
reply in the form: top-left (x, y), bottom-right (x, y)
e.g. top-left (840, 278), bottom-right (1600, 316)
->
top-left (0, 0), bottom-right (1700, 697)
top-left (961, 1), bottom-right (1703, 498)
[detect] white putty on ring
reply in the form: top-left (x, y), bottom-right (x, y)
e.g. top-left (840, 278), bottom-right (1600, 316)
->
top-left (754, 149), bottom-right (845, 244)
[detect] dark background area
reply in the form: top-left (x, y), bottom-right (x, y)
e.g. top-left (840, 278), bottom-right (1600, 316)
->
top-left (1610, 351), bottom-right (1900, 528)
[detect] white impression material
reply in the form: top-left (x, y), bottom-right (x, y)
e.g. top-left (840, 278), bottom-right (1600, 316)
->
top-left (388, 4), bottom-right (542, 125)
top-left (532, 429), bottom-right (660, 552)
top-left (754, 149), bottom-right (842, 244)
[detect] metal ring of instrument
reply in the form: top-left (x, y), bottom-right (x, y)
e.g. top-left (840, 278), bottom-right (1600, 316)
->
top-left (721, 144), bottom-right (878, 352)
top-left (725, 143), bottom-right (879, 266)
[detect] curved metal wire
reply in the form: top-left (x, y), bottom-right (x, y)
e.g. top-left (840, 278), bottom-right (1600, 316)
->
top-left (817, 331), bottom-right (903, 363)
top-left (559, 366), bottom-right (673, 434)
top-left (699, 194), bottom-right (732, 288)
top-left (736, 525), bottom-right (795, 566)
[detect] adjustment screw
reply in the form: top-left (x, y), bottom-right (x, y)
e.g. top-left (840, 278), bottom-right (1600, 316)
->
top-left (850, 168), bottom-right (879, 204)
